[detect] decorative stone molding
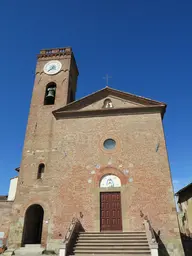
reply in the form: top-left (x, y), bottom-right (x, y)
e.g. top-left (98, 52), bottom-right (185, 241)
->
top-left (37, 47), bottom-right (72, 59)
top-left (95, 166), bottom-right (127, 187)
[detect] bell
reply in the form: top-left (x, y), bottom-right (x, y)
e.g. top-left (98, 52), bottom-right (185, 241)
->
top-left (46, 88), bottom-right (55, 98)
top-left (103, 99), bottom-right (113, 109)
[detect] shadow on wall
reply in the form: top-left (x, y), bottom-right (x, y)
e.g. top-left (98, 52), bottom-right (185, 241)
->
top-left (180, 233), bottom-right (192, 256)
top-left (154, 230), bottom-right (169, 256)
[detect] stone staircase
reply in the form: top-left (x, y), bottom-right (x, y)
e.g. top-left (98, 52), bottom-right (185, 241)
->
top-left (2, 244), bottom-right (56, 256)
top-left (71, 231), bottom-right (151, 255)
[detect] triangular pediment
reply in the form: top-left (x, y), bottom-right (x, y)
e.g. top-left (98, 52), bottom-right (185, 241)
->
top-left (78, 95), bottom-right (143, 111)
top-left (53, 87), bottom-right (166, 119)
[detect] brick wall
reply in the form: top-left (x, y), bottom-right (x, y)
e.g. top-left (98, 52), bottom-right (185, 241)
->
top-left (0, 201), bottom-right (13, 248)
top-left (8, 111), bottom-right (184, 254)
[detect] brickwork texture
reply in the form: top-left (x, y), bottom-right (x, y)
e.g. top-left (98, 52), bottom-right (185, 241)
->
top-left (1, 48), bottom-right (185, 255)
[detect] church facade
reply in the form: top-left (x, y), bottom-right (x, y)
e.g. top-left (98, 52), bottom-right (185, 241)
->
top-left (0, 47), bottom-right (184, 255)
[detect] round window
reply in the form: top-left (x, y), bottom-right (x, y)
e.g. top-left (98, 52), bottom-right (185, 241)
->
top-left (103, 139), bottom-right (116, 150)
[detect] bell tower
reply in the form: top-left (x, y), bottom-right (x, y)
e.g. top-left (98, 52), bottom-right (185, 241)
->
top-left (18, 47), bottom-right (79, 185)
top-left (7, 48), bottom-right (79, 247)
top-left (34, 47), bottom-right (78, 108)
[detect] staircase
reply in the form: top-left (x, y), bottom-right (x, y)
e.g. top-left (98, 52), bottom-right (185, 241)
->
top-left (72, 231), bottom-right (151, 255)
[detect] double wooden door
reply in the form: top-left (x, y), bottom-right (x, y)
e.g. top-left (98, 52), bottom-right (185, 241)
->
top-left (100, 192), bottom-right (122, 231)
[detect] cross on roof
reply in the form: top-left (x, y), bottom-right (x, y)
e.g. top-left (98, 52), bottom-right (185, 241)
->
top-left (103, 74), bottom-right (112, 86)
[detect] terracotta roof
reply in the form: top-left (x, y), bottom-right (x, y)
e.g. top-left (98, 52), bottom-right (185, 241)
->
top-left (175, 183), bottom-right (192, 196)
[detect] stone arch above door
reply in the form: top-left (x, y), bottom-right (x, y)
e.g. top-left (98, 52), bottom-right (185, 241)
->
top-left (95, 166), bottom-right (127, 187)
top-left (100, 174), bottom-right (121, 188)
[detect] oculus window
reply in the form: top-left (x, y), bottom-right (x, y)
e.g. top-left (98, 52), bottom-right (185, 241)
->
top-left (103, 139), bottom-right (116, 150)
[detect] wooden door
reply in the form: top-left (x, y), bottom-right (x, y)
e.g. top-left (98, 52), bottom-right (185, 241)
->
top-left (100, 192), bottom-right (122, 231)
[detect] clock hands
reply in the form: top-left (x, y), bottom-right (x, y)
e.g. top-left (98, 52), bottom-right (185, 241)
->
top-left (48, 65), bottom-right (56, 72)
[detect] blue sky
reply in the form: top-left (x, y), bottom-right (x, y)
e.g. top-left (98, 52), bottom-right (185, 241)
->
top-left (0, 0), bottom-right (192, 195)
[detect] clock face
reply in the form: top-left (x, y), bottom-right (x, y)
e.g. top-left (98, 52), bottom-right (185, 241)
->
top-left (43, 60), bottom-right (62, 75)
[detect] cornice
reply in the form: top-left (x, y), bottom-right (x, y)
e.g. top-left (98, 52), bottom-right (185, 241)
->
top-left (53, 105), bottom-right (166, 120)
top-left (37, 47), bottom-right (72, 59)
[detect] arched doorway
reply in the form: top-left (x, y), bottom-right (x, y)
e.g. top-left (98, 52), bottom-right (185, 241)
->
top-left (100, 174), bottom-right (122, 231)
top-left (22, 204), bottom-right (44, 245)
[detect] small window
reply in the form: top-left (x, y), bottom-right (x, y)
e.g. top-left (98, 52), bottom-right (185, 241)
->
top-left (44, 83), bottom-right (56, 105)
top-left (37, 163), bottom-right (45, 179)
top-left (103, 139), bottom-right (116, 150)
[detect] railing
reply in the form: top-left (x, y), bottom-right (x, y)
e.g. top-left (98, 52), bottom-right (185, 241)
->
top-left (59, 217), bottom-right (84, 256)
top-left (140, 211), bottom-right (158, 256)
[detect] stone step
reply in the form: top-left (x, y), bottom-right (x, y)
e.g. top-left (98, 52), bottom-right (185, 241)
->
top-left (24, 244), bottom-right (42, 248)
top-left (75, 246), bottom-right (150, 250)
top-left (73, 231), bottom-right (150, 256)
top-left (73, 254), bottom-right (151, 256)
top-left (79, 232), bottom-right (145, 234)
top-left (78, 237), bottom-right (148, 241)
top-left (74, 254), bottom-right (151, 256)
top-left (13, 254), bottom-right (55, 256)
top-left (78, 237), bottom-right (147, 240)
top-left (74, 245), bottom-right (150, 249)
top-left (75, 249), bottom-right (151, 255)
top-left (2, 250), bottom-right (15, 256)
top-left (79, 232), bottom-right (146, 236)
top-left (79, 234), bottom-right (146, 237)
top-left (14, 248), bottom-right (43, 252)
top-left (13, 246), bottom-right (44, 256)
top-left (75, 242), bottom-right (149, 246)
top-left (14, 253), bottom-right (43, 256)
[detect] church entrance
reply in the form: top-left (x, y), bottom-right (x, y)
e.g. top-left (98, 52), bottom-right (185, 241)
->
top-left (100, 192), bottom-right (122, 231)
top-left (22, 204), bottom-right (44, 245)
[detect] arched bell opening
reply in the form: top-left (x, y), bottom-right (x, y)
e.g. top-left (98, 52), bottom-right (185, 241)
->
top-left (44, 82), bottom-right (56, 105)
top-left (22, 204), bottom-right (44, 245)
top-left (102, 98), bottom-right (113, 109)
